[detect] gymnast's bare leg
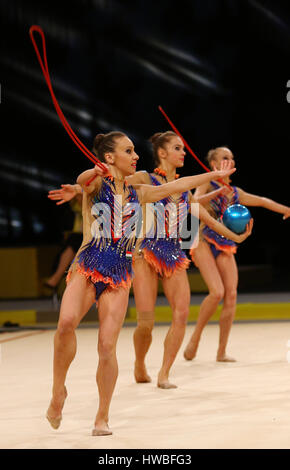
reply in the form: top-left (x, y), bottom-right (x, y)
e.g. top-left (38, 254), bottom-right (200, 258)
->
top-left (133, 257), bottom-right (158, 383)
top-left (157, 268), bottom-right (190, 388)
top-left (46, 272), bottom-right (95, 427)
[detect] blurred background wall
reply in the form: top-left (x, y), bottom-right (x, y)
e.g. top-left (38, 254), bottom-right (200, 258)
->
top-left (1, 0), bottom-right (290, 298)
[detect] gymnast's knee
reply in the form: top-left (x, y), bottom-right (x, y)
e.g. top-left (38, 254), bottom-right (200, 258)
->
top-left (208, 287), bottom-right (225, 303)
top-left (224, 288), bottom-right (237, 307)
top-left (135, 311), bottom-right (155, 335)
top-left (98, 337), bottom-right (116, 361)
top-left (57, 317), bottom-right (77, 336)
top-left (172, 308), bottom-right (189, 327)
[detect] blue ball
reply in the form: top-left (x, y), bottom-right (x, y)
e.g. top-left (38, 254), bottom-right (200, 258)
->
top-left (223, 204), bottom-right (251, 234)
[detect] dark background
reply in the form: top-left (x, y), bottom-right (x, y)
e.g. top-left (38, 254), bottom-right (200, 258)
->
top-left (1, 0), bottom-right (290, 286)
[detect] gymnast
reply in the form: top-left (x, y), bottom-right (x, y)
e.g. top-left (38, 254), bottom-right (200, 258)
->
top-left (184, 146), bottom-right (290, 362)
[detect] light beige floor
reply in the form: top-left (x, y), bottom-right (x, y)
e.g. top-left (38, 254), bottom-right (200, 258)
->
top-left (1, 322), bottom-right (290, 449)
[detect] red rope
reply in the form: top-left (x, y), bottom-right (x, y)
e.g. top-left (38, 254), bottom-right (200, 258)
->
top-left (158, 105), bottom-right (231, 189)
top-left (29, 25), bottom-right (107, 174)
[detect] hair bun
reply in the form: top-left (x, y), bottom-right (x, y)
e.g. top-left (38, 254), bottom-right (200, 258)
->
top-left (93, 134), bottom-right (105, 152)
top-left (149, 132), bottom-right (162, 144)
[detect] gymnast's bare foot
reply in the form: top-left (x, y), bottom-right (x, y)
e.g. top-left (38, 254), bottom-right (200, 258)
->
top-left (46, 386), bottom-right (67, 429)
top-left (183, 340), bottom-right (198, 361)
top-left (134, 362), bottom-right (151, 383)
top-left (216, 354), bottom-right (237, 362)
top-left (157, 371), bottom-right (177, 389)
top-left (92, 419), bottom-right (113, 436)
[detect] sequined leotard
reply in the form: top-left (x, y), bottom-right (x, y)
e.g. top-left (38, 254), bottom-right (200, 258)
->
top-left (190, 180), bottom-right (240, 263)
top-left (140, 172), bottom-right (190, 277)
top-left (67, 175), bottom-right (139, 300)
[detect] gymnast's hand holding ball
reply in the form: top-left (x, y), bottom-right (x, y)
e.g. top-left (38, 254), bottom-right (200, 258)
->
top-left (223, 204), bottom-right (252, 235)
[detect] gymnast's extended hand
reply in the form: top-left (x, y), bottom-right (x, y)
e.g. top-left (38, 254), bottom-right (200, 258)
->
top-left (47, 164), bottom-right (109, 205)
top-left (48, 184), bottom-right (81, 205)
top-left (235, 218), bottom-right (254, 243)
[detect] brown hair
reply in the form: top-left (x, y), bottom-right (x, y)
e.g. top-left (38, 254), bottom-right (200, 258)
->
top-left (149, 131), bottom-right (178, 166)
top-left (93, 131), bottom-right (126, 162)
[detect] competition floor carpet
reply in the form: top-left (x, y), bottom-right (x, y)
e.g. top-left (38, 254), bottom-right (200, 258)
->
top-left (1, 314), bottom-right (290, 449)
top-left (0, 292), bottom-right (290, 449)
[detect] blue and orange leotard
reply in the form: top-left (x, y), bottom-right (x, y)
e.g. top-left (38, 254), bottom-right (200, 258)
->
top-left (190, 180), bottom-right (240, 263)
top-left (140, 170), bottom-right (190, 277)
top-left (67, 175), bottom-right (140, 300)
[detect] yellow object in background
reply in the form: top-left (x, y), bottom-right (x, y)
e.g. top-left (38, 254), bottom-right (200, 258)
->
top-left (0, 246), bottom-right (60, 298)
top-left (0, 310), bottom-right (36, 325)
top-left (127, 303), bottom-right (290, 323)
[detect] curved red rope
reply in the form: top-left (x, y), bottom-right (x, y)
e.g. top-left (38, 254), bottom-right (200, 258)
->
top-left (29, 25), bottom-right (107, 177)
top-left (158, 105), bottom-right (231, 189)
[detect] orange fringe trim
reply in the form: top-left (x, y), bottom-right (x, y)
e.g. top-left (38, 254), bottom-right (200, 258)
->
top-left (143, 248), bottom-right (190, 278)
top-left (203, 235), bottom-right (237, 256)
top-left (66, 264), bottom-right (132, 290)
top-left (190, 236), bottom-right (237, 267)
